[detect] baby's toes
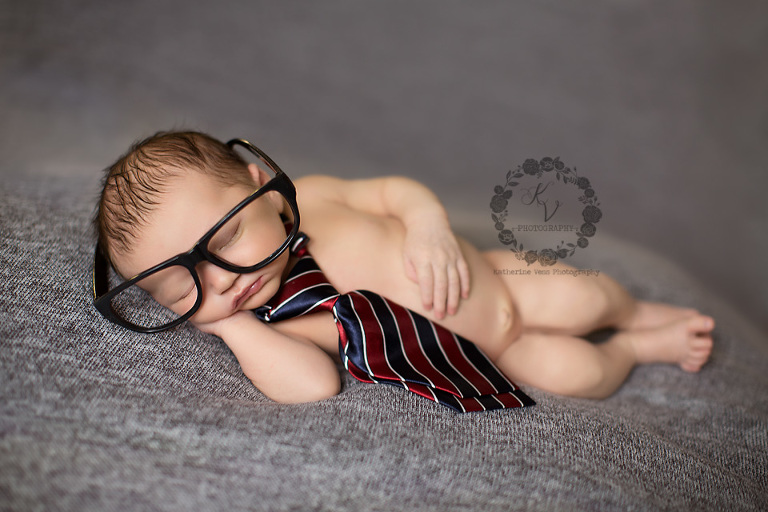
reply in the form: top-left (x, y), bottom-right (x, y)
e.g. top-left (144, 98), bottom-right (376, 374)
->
top-left (680, 361), bottom-right (701, 373)
top-left (681, 350), bottom-right (709, 372)
top-left (687, 315), bottom-right (715, 336)
top-left (681, 335), bottom-right (713, 372)
top-left (690, 332), bottom-right (713, 348)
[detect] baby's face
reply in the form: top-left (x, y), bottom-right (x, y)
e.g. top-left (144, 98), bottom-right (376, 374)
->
top-left (111, 167), bottom-right (292, 326)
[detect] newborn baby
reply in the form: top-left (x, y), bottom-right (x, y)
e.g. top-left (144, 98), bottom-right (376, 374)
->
top-left (93, 131), bottom-right (715, 407)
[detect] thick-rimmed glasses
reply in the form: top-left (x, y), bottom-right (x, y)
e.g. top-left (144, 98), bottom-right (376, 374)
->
top-left (92, 139), bottom-right (300, 333)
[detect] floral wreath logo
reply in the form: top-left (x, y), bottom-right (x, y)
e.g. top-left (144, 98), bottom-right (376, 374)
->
top-left (490, 157), bottom-right (602, 266)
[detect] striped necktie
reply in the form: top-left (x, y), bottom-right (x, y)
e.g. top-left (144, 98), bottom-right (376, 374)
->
top-left (254, 231), bottom-right (534, 413)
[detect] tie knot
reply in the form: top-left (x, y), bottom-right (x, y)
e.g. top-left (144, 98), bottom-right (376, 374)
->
top-left (253, 253), bottom-right (340, 323)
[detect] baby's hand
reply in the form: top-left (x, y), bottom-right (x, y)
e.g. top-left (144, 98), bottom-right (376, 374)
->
top-left (402, 216), bottom-right (470, 319)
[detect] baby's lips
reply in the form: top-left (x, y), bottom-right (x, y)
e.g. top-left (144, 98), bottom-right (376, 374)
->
top-left (233, 276), bottom-right (263, 310)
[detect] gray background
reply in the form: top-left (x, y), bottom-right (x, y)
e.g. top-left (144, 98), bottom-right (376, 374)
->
top-left (1, 0), bottom-right (766, 335)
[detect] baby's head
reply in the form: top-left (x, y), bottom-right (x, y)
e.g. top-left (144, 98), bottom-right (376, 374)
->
top-left (94, 131), bottom-right (297, 329)
top-left (96, 131), bottom-right (256, 265)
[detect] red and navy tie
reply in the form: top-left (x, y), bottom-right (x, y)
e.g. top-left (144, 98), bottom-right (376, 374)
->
top-left (254, 232), bottom-right (535, 413)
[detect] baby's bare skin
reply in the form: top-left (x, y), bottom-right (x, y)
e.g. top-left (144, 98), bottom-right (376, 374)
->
top-left (115, 169), bottom-right (715, 403)
top-left (277, 188), bottom-right (521, 361)
top-left (270, 175), bottom-right (716, 399)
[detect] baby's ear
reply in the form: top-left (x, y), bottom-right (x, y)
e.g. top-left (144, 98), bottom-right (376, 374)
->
top-left (247, 163), bottom-right (270, 186)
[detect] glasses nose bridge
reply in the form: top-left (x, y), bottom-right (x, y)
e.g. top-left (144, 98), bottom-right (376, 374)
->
top-left (184, 244), bottom-right (246, 285)
top-left (176, 245), bottom-right (221, 283)
top-left (179, 244), bottom-right (208, 270)
top-left (190, 239), bottom-right (256, 275)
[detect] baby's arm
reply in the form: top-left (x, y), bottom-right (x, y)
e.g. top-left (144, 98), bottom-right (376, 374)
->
top-left (301, 175), bottom-right (470, 319)
top-left (194, 311), bottom-right (341, 404)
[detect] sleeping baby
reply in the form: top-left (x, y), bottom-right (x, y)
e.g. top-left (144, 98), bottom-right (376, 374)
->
top-left (92, 131), bottom-right (714, 412)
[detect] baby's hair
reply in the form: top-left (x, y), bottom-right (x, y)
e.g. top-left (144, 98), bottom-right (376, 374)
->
top-left (95, 130), bottom-right (256, 260)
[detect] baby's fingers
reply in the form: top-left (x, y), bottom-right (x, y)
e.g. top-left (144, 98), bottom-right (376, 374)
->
top-left (430, 261), bottom-right (451, 320)
top-left (445, 264), bottom-right (461, 316)
top-left (416, 263), bottom-right (435, 313)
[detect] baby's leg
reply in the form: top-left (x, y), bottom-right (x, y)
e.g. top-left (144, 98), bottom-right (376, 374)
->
top-left (482, 249), bottom-right (703, 336)
top-left (496, 315), bottom-right (715, 399)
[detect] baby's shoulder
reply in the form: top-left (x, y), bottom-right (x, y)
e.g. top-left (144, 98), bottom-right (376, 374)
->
top-left (292, 175), bottom-right (354, 229)
top-left (294, 174), bottom-right (344, 197)
top-left (293, 173), bottom-right (389, 213)
top-left (293, 175), bottom-right (345, 213)
top-left (293, 174), bottom-right (394, 233)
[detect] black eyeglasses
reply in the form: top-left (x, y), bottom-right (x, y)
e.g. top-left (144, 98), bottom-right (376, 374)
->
top-left (92, 139), bottom-right (300, 333)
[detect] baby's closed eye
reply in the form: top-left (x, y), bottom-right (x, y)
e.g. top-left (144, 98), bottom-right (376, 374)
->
top-left (172, 284), bottom-right (196, 305)
top-left (210, 222), bottom-right (242, 254)
top-left (145, 270), bottom-right (197, 308)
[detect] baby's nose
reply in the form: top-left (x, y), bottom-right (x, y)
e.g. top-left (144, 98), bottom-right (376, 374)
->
top-left (197, 261), bottom-right (237, 295)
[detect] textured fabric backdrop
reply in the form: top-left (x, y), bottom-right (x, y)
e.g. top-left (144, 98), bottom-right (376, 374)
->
top-left (1, 177), bottom-right (766, 511)
top-left (2, 0), bottom-right (767, 336)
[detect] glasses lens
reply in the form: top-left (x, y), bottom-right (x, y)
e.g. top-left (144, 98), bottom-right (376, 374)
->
top-left (108, 264), bottom-right (198, 331)
top-left (206, 191), bottom-right (293, 268)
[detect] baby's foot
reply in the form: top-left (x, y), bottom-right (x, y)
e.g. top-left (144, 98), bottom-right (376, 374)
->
top-left (630, 314), bottom-right (715, 372)
top-left (621, 300), bottom-right (700, 331)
